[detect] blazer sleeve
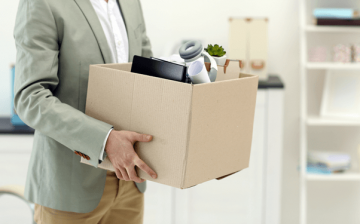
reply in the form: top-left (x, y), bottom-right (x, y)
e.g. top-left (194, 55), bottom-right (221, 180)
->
top-left (13, 0), bottom-right (113, 167)
top-left (138, 0), bottom-right (153, 58)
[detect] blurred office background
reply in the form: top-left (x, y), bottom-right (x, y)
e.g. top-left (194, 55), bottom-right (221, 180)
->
top-left (2, 0), bottom-right (360, 224)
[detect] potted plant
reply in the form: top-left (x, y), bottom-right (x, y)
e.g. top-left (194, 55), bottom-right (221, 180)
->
top-left (204, 44), bottom-right (227, 66)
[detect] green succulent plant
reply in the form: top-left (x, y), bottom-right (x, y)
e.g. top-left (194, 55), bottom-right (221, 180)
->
top-left (204, 44), bottom-right (227, 57)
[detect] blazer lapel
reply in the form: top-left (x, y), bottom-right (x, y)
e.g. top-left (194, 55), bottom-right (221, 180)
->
top-left (74, 0), bottom-right (113, 64)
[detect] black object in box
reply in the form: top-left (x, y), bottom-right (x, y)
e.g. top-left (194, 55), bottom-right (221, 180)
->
top-left (131, 55), bottom-right (188, 83)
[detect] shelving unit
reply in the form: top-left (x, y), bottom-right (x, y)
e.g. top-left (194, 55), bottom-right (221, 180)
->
top-left (305, 25), bottom-right (360, 33)
top-left (299, 1), bottom-right (360, 224)
top-left (306, 116), bottom-right (360, 126)
top-left (306, 173), bottom-right (360, 181)
top-left (306, 62), bottom-right (360, 70)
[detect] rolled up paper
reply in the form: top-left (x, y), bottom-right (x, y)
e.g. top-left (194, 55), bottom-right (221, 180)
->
top-left (188, 61), bottom-right (211, 84)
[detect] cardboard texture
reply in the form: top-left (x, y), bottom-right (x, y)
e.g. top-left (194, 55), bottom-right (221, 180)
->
top-left (83, 61), bottom-right (258, 189)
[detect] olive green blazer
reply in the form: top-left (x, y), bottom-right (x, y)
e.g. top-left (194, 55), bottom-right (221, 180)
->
top-left (14, 0), bottom-right (152, 213)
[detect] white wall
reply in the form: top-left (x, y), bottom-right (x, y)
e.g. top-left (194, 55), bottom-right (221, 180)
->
top-left (0, 0), bottom-right (19, 116)
top-left (0, 0), bottom-right (301, 223)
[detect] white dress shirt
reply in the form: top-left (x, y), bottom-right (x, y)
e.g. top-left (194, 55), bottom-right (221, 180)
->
top-left (90, 0), bottom-right (129, 63)
top-left (90, 0), bottom-right (130, 161)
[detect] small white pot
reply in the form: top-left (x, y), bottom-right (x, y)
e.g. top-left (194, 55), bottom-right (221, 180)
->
top-left (204, 54), bottom-right (227, 66)
top-left (213, 54), bottom-right (227, 66)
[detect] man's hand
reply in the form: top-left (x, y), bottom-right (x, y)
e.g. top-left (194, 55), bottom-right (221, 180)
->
top-left (105, 130), bottom-right (157, 183)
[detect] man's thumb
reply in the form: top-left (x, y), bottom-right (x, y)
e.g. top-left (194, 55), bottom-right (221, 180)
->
top-left (133, 133), bottom-right (152, 142)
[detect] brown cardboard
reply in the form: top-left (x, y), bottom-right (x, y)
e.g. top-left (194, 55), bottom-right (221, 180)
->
top-left (84, 61), bottom-right (258, 189)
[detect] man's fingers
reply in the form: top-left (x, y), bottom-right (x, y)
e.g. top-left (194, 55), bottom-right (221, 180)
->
top-left (135, 158), bottom-right (157, 179)
top-left (126, 167), bottom-right (144, 183)
top-left (119, 167), bottom-right (130, 181)
top-left (131, 132), bottom-right (152, 143)
top-left (115, 169), bottom-right (123, 180)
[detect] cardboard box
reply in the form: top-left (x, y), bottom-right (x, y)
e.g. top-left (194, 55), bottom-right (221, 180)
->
top-left (84, 60), bottom-right (258, 189)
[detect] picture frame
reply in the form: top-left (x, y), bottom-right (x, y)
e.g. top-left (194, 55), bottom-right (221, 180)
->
top-left (320, 70), bottom-right (360, 119)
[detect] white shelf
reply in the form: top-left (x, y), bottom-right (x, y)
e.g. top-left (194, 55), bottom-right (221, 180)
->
top-left (299, 2), bottom-right (360, 223)
top-left (305, 25), bottom-right (360, 33)
top-left (306, 116), bottom-right (360, 126)
top-left (306, 173), bottom-right (360, 181)
top-left (306, 62), bottom-right (360, 70)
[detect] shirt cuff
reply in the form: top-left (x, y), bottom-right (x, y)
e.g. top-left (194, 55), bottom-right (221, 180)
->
top-left (99, 128), bottom-right (113, 162)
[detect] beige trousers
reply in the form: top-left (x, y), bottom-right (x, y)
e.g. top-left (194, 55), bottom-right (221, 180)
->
top-left (34, 171), bottom-right (144, 224)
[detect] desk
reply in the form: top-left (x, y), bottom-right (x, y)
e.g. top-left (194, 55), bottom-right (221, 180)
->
top-left (0, 118), bottom-right (34, 135)
top-left (0, 75), bottom-right (284, 224)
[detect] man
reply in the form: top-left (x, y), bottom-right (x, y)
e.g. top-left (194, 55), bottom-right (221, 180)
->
top-left (13, 0), bottom-right (157, 223)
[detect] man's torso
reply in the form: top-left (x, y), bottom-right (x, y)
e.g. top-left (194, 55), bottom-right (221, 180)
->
top-left (21, 0), bottom-right (146, 213)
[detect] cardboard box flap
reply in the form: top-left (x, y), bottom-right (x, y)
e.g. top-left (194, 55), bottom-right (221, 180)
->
top-left (182, 74), bottom-right (259, 188)
top-left (212, 60), bottom-right (244, 82)
top-left (96, 63), bottom-right (132, 72)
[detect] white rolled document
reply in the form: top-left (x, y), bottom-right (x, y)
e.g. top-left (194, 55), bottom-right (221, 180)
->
top-left (188, 61), bottom-right (211, 84)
